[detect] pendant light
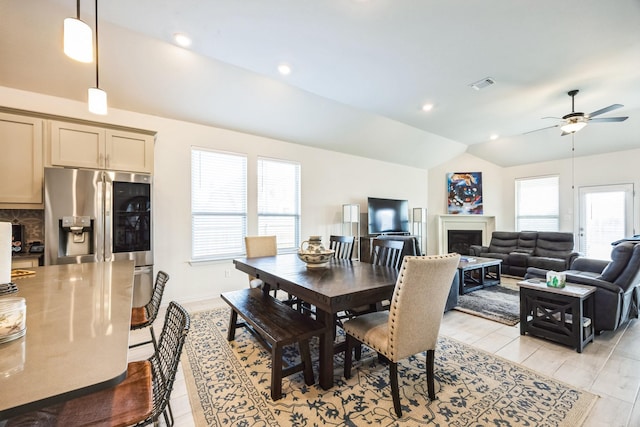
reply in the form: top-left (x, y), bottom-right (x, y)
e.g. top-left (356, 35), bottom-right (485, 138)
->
top-left (88, 0), bottom-right (107, 115)
top-left (64, 0), bottom-right (93, 63)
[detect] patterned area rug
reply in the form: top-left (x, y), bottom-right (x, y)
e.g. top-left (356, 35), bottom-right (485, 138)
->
top-left (181, 307), bottom-right (596, 426)
top-left (454, 283), bottom-right (521, 326)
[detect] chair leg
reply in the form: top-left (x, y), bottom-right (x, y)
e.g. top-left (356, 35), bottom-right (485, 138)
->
top-left (344, 334), bottom-right (353, 379)
top-left (149, 325), bottom-right (158, 352)
top-left (426, 349), bottom-right (436, 401)
top-left (299, 339), bottom-right (315, 386)
top-left (390, 361), bottom-right (402, 417)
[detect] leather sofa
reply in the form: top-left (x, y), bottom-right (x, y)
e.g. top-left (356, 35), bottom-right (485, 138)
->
top-left (469, 231), bottom-right (578, 276)
top-left (524, 242), bottom-right (640, 333)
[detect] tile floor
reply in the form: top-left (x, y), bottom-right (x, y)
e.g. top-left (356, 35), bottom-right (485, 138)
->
top-left (131, 295), bottom-right (640, 427)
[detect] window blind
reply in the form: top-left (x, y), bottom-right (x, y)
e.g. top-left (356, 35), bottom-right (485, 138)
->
top-left (191, 148), bottom-right (247, 260)
top-left (515, 176), bottom-right (559, 232)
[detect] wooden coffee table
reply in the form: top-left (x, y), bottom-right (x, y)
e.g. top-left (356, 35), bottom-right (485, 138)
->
top-left (457, 256), bottom-right (502, 294)
top-left (518, 278), bottom-right (596, 353)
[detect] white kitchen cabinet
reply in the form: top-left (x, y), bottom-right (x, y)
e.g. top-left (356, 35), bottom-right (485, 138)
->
top-left (50, 121), bottom-right (154, 173)
top-left (0, 112), bottom-right (44, 207)
top-left (105, 129), bottom-right (154, 173)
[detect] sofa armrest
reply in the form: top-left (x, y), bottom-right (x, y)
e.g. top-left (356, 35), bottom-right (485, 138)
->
top-left (570, 257), bottom-right (609, 274)
top-left (566, 252), bottom-right (580, 269)
top-left (469, 245), bottom-right (487, 256)
top-left (563, 275), bottom-right (623, 294)
top-left (524, 267), bottom-right (548, 279)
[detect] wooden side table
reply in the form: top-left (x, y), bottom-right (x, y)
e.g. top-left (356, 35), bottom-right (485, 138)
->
top-left (517, 279), bottom-right (596, 353)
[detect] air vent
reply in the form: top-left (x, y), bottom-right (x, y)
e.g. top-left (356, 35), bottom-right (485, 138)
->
top-left (469, 77), bottom-right (496, 91)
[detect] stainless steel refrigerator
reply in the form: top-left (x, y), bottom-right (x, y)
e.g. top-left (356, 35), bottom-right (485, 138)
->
top-left (44, 167), bottom-right (153, 306)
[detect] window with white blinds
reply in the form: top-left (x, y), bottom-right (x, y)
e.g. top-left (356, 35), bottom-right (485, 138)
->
top-left (257, 158), bottom-right (300, 251)
top-left (191, 148), bottom-right (247, 260)
top-left (515, 176), bottom-right (559, 232)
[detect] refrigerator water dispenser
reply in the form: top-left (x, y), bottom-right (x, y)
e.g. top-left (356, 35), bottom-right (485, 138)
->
top-left (59, 216), bottom-right (94, 257)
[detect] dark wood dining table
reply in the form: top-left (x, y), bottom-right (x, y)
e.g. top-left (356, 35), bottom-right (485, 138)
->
top-left (233, 253), bottom-right (398, 389)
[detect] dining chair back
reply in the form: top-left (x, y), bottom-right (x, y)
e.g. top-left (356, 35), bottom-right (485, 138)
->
top-left (371, 239), bottom-right (405, 270)
top-left (329, 235), bottom-right (355, 260)
top-left (5, 301), bottom-right (191, 427)
top-left (130, 270), bottom-right (170, 351)
top-left (245, 235), bottom-right (277, 288)
top-left (149, 301), bottom-right (191, 426)
top-left (343, 253), bottom-right (461, 417)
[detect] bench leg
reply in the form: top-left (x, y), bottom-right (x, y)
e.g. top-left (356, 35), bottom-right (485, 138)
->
top-left (271, 345), bottom-right (283, 400)
top-left (298, 339), bottom-right (315, 386)
top-left (227, 309), bottom-right (238, 341)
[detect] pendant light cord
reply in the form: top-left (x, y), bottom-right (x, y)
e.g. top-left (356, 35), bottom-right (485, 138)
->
top-left (76, 0), bottom-right (81, 19)
top-left (95, 0), bottom-right (100, 88)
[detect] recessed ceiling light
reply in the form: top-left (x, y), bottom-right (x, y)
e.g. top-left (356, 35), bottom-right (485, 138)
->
top-left (421, 103), bottom-right (434, 112)
top-left (173, 33), bottom-right (192, 47)
top-left (489, 134), bottom-right (499, 140)
top-left (278, 63), bottom-right (292, 75)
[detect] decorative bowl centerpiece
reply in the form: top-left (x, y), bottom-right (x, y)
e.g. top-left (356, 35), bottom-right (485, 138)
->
top-left (298, 235), bottom-right (335, 268)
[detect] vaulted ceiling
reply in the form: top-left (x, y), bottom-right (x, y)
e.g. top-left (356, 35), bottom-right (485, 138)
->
top-left (2, 0), bottom-right (639, 169)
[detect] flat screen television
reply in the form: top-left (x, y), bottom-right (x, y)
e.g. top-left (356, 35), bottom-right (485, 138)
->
top-left (367, 197), bottom-right (410, 235)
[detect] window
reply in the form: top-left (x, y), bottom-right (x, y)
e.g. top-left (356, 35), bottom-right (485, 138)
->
top-left (257, 158), bottom-right (300, 251)
top-left (515, 176), bottom-right (559, 232)
top-left (191, 148), bottom-right (247, 260)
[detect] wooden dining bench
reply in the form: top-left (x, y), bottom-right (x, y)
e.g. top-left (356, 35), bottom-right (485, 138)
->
top-left (221, 288), bottom-right (325, 400)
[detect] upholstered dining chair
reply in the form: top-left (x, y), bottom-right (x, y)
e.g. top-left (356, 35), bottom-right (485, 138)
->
top-left (130, 270), bottom-right (170, 351)
top-left (329, 235), bottom-right (355, 260)
top-left (245, 235), bottom-right (278, 289)
top-left (343, 253), bottom-right (461, 417)
top-left (6, 301), bottom-right (191, 427)
top-left (336, 238), bottom-right (406, 339)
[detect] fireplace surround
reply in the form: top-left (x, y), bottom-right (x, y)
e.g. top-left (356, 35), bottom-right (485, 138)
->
top-left (437, 215), bottom-right (496, 255)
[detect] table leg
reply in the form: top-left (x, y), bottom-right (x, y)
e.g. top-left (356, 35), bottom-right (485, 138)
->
top-left (317, 309), bottom-right (334, 389)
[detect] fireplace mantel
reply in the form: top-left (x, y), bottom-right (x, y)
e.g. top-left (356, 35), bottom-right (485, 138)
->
top-left (437, 215), bottom-right (496, 254)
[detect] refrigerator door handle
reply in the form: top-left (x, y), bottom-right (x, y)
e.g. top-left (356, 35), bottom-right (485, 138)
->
top-left (104, 172), bottom-right (113, 262)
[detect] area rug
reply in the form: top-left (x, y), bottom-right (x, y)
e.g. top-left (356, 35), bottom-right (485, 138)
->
top-left (181, 307), bottom-right (596, 426)
top-left (454, 284), bottom-right (521, 326)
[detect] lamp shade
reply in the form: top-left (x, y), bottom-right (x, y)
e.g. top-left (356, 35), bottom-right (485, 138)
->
top-left (63, 17), bottom-right (93, 63)
top-left (88, 87), bottom-right (108, 115)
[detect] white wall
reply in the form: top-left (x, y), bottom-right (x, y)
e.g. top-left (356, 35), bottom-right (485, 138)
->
top-left (0, 86), bottom-right (428, 304)
top-left (428, 147), bottom-right (640, 255)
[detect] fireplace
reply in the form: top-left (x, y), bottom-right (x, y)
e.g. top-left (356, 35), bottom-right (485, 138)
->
top-left (437, 215), bottom-right (495, 254)
top-left (448, 230), bottom-right (482, 255)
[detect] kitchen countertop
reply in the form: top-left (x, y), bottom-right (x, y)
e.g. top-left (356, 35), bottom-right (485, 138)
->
top-left (0, 261), bottom-right (135, 419)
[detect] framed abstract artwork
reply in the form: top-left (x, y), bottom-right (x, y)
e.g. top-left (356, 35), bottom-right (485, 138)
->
top-left (447, 172), bottom-right (483, 214)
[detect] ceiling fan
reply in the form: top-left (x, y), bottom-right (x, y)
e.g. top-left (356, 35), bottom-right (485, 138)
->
top-left (525, 89), bottom-right (628, 136)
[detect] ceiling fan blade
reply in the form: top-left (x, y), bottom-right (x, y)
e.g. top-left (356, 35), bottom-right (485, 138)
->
top-left (523, 124), bottom-right (559, 135)
top-left (588, 104), bottom-right (623, 118)
top-left (541, 116), bottom-right (562, 120)
top-left (589, 116), bottom-right (628, 123)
